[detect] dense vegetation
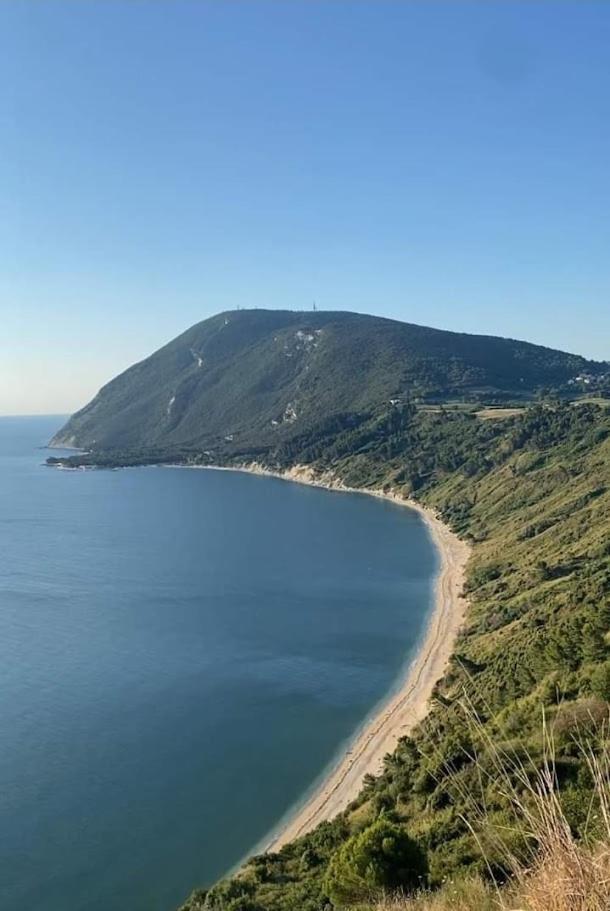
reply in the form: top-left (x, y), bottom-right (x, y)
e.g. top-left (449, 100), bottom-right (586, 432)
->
top-left (49, 309), bottom-right (605, 454)
top-left (46, 310), bottom-right (610, 910)
top-left (176, 400), bottom-right (610, 911)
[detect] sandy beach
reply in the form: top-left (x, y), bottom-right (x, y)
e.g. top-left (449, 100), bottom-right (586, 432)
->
top-left (203, 462), bottom-right (471, 851)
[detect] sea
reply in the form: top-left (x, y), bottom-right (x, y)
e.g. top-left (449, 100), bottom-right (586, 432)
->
top-left (0, 415), bottom-right (437, 911)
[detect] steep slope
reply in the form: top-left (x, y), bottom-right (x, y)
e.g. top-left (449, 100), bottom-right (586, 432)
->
top-left (181, 401), bottom-right (610, 911)
top-left (50, 309), bottom-right (601, 454)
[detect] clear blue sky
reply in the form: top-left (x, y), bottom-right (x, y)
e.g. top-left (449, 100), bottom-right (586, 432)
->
top-left (2, 1), bottom-right (609, 414)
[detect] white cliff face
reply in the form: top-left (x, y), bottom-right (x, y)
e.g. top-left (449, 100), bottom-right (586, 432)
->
top-left (283, 403), bottom-right (298, 424)
top-left (48, 432), bottom-right (80, 449)
top-left (277, 328), bottom-right (324, 359)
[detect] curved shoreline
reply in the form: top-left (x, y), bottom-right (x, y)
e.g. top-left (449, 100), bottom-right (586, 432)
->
top-left (201, 462), bottom-right (471, 851)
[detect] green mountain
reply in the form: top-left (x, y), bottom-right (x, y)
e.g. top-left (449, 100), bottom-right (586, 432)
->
top-left (49, 309), bottom-right (603, 457)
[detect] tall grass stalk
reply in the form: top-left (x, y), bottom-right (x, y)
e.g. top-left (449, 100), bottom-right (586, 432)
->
top-left (363, 701), bottom-right (610, 911)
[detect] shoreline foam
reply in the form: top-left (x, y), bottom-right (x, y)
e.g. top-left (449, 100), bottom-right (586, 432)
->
top-left (199, 462), bottom-right (471, 851)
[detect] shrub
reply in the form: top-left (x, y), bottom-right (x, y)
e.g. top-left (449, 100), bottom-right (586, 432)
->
top-left (324, 820), bottom-right (428, 907)
top-left (590, 660), bottom-right (610, 701)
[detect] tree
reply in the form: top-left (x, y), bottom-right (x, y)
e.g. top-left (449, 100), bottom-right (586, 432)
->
top-left (324, 820), bottom-right (427, 907)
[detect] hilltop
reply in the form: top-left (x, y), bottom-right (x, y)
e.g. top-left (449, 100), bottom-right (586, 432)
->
top-left (49, 309), bottom-right (604, 458)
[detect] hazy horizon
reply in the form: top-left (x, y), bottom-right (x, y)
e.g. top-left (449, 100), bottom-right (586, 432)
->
top-left (3, 1), bottom-right (609, 414)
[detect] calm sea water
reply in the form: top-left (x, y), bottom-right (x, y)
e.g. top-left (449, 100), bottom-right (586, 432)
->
top-left (0, 415), bottom-right (437, 911)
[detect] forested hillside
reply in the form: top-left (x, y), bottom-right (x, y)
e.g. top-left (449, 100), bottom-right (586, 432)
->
top-left (177, 401), bottom-right (610, 911)
top-left (49, 309), bottom-right (605, 455)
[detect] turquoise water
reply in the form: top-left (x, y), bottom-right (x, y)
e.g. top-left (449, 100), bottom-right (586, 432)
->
top-left (0, 415), bottom-right (437, 911)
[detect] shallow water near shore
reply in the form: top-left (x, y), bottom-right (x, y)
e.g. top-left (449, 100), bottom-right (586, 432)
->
top-left (0, 416), bottom-right (437, 911)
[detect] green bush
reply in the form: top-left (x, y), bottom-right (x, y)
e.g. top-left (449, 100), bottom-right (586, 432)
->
top-left (201, 877), bottom-right (261, 911)
top-left (590, 660), bottom-right (610, 700)
top-left (324, 820), bottom-right (427, 907)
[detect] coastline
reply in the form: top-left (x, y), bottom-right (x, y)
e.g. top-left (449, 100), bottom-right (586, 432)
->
top-left (200, 462), bottom-right (471, 851)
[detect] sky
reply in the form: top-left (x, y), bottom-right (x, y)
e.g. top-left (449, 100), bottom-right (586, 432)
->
top-left (2, 1), bottom-right (609, 415)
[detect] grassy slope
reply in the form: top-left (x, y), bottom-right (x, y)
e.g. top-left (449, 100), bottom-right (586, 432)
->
top-left (180, 402), bottom-right (610, 911)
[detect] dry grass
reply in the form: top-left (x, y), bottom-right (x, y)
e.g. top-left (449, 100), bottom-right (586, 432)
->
top-left (474, 408), bottom-right (525, 421)
top-left (366, 877), bottom-right (498, 910)
top-left (516, 844), bottom-right (610, 911)
top-left (366, 840), bottom-right (610, 911)
top-left (461, 706), bottom-right (610, 911)
top-left (357, 707), bottom-right (610, 911)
